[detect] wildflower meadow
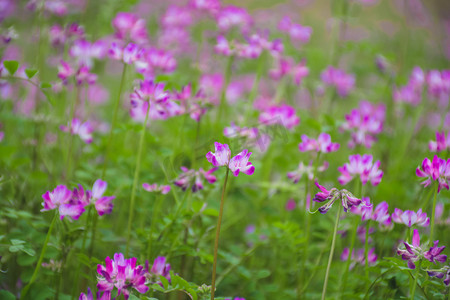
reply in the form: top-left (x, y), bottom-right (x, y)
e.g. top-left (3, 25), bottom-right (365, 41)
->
top-left (2, 0), bottom-right (450, 299)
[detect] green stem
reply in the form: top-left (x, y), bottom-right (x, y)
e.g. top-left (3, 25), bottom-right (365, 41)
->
top-left (429, 183), bottom-right (439, 243)
top-left (66, 84), bottom-right (79, 181)
top-left (410, 260), bottom-right (422, 299)
top-left (126, 103), bottom-right (150, 256)
top-left (341, 216), bottom-right (359, 296)
top-left (218, 56), bottom-right (234, 122)
top-left (364, 220), bottom-right (370, 279)
top-left (321, 204), bottom-right (342, 300)
top-left (211, 168), bottom-right (230, 300)
top-left (147, 194), bottom-right (163, 259)
top-left (21, 212), bottom-right (58, 299)
top-left (101, 63), bottom-right (127, 179)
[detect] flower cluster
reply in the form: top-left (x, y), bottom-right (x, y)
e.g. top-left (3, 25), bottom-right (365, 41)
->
top-left (215, 34), bottom-right (282, 59)
top-left (96, 253), bottom-right (148, 299)
top-left (278, 16), bottom-right (312, 43)
top-left (145, 256), bottom-right (171, 286)
top-left (351, 199), bottom-right (392, 228)
top-left (216, 6), bottom-right (252, 32)
top-left (298, 133), bottom-right (340, 153)
top-left (429, 131), bottom-right (450, 152)
top-left (338, 154), bottom-right (383, 186)
top-left (321, 66), bottom-right (355, 97)
top-left (142, 183), bottom-right (171, 194)
top-left (112, 12), bottom-right (148, 44)
top-left (391, 208), bottom-right (430, 228)
top-left (269, 57), bottom-right (309, 85)
top-left (340, 101), bottom-right (386, 149)
top-left (287, 161), bottom-right (328, 184)
top-left (341, 247), bottom-right (378, 270)
top-left (393, 67), bottom-right (424, 106)
top-left (41, 180), bottom-right (114, 220)
top-left (58, 60), bottom-right (97, 86)
top-left (206, 142), bottom-right (255, 176)
top-left (174, 166), bottom-right (217, 192)
top-left (312, 182), bottom-right (362, 214)
top-left (176, 84), bottom-right (210, 122)
top-left (258, 104), bottom-right (300, 130)
top-left (416, 155), bottom-right (450, 193)
top-left (428, 266), bottom-right (450, 286)
top-left (397, 229), bottom-right (447, 269)
top-left (60, 118), bottom-right (94, 144)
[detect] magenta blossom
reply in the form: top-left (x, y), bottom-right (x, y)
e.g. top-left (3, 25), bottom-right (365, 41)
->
top-left (397, 229), bottom-right (447, 269)
top-left (341, 247), bottom-right (377, 270)
top-left (312, 182), bottom-right (361, 214)
top-left (72, 180), bottom-right (115, 216)
top-left (391, 208), bottom-right (430, 228)
top-left (41, 185), bottom-right (84, 220)
top-left (60, 118), bottom-right (94, 144)
top-left (146, 256), bottom-right (171, 286)
top-left (286, 199), bottom-right (296, 211)
top-left (97, 253), bottom-right (148, 300)
top-left (258, 104), bottom-right (300, 130)
top-left (350, 197), bottom-right (373, 221)
top-left (428, 266), bottom-right (450, 286)
top-left (338, 154), bottom-right (383, 186)
top-left (216, 6), bottom-right (252, 32)
top-left (416, 155), bottom-right (450, 193)
top-left (429, 131), bottom-right (450, 152)
top-left (371, 201), bottom-right (393, 228)
top-left (79, 287), bottom-right (111, 300)
top-left (206, 142), bottom-right (255, 176)
top-left (174, 166), bottom-right (217, 192)
top-left (321, 66), bottom-right (355, 97)
top-left (142, 183), bottom-right (171, 194)
top-left (278, 16), bottom-right (312, 43)
top-left (298, 133), bottom-right (340, 153)
top-left (112, 12), bottom-right (148, 44)
top-left (340, 101), bottom-right (385, 149)
top-left (435, 202), bottom-right (450, 225)
top-left (70, 39), bottom-right (107, 67)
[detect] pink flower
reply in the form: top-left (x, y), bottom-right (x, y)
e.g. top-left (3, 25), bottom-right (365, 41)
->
top-left (286, 199), bottom-right (296, 211)
top-left (340, 101), bottom-right (385, 149)
top-left (287, 161), bottom-right (328, 184)
top-left (258, 104), bottom-right (300, 130)
top-left (321, 66), bottom-right (355, 97)
top-left (135, 47), bottom-right (177, 75)
top-left (97, 253), bottom-right (149, 299)
top-left (206, 142), bottom-right (255, 176)
top-left (142, 183), bottom-right (171, 194)
top-left (58, 60), bottom-right (75, 83)
top-left (429, 131), bottom-right (450, 152)
top-left (298, 133), bottom-right (340, 153)
top-left (41, 185), bottom-right (85, 220)
top-left (60, 118), bottom-right (94, 144)
top-left (312, 182), bottom-right (361, 214)
top-left (416, 155), bottom-right (450, 193)
top-left (76, 65), bottom-right (97, 86)
top-left (161, 5), bottom-right (193, 28)
top-left (341, 247), bottom-right (377, 270)
top-left (174, 167), bottom-right (217, 192)
top-left (278, 16), bottom-right (312, 43)
top-left (146, 256), bottom-right (171, 285)
top-left (91, 179), bottom-right (115, 216)
top-left (391, 208), bottom-right (430, 227)
top-left (371, 201), bottom-right (392, 228)
top-left (216, 6), bottom-right (252, 32)
top-left (69, 39), bottom-right (107, 67)
top-left (350, 197), bottom-right (373, 221)
top-left (112, 12), bottom-right (148, 44)
top-left (215, 35), bottom-right (233, 56)
top-left (338, 154), bottom-right (383, 186)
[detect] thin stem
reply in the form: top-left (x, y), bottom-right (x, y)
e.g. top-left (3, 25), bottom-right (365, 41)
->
top-left (147, 194), bottom-right (163, 259)
top-left (101, 63), bottom-right (127, 179)
top-left (72, 206), bottom-right (92, 299)
top-left (429, 183), bottom-right (439, 243)
top-left (218, 56), bottom-right (234, 122)
top-left (126, 103), bottom-right (151, 256)
top-left (211, 168), bottom-right (230, 300)
top-left (410, 260), bottom-right (422, 299)
top-left (364, 220), bottom-right (370, 278)
top-left (21, 212), bottom-right (58, 299)
top-left (321, 204), bottom-right (342, 300)
top-left (66, 84), bottom-right (79, 181)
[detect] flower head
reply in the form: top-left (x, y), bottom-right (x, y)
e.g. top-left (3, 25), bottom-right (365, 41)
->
top-left (60, 118), bottom-right (94, 144)
top-left (338, 154), bottom-right (383, 186)
top-left (429, 131), bottom-right (450, 152)
top-left (341, 247), bottom-right (377, 270)
top-left (312, 182), bottom-right (361, 214)
top-left (428, 266), bottom-right (450, 286)
top-left (112, 12), bottom-right (148, 44)
top-left (392, 208), bottom-right (430, 228)
top-left (146, 256), bottom-right (171, 286)
top-left (258, 104), bottom-right (300, 130)
top-left (142, 183), bottom-right (171, 194)
top-left (41, 185), bottom-right (84, 220)
top-left (97, 253), bottom-right (148, 299)
top-left (321, 66), bottom-right (355, 97)
top-left (174, 167), bottom-right (217, 192)
top-left (298, 133), bottom-right (340, 153)
top-left (416, 155), bottom-right (450, 193)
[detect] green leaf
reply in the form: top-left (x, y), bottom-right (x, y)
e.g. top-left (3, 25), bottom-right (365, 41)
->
top-left (22, 247), bottom-right (36, 256)
top-left (128, 295), bottom-right (140, 300)
top-left (25, 69), bottom-right (38, 79)
top-left (40, 82), bottom-right (52, 89)
top-left (0, 290), bottom-right (16, 300)
top-left (203, 208), bottom-right (218, 217)
top-left (3, 60), bottom-right (19, 75)
top-left (159, 275), bottom-right (170, 289)
top-left (9, 245), bottom-right (23, 252)
top-left (11, 239), bottom-right (26, 245)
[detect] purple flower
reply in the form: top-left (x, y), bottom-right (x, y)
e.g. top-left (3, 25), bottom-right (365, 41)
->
top-left (97, 253), bottom-right (149, 300)
top-left (298, 133), bottom-right (340, 153)
top-left (341, 247), bottom-right (377, 270)
top-left (286, 199), bottom-right (296, 211)
top-left (161, 5), bottom-right (193, 28)
top-left (391, 208), bottom-right (430, 227)
top-left (312, 182), bottom-right (361, 214)
top-left (338, 154), bottom-right (383, 186)
top-left (429, 131), bottom-right (450, 152)
top-left (398, 229), bottom-right (447, 269)
top-left (340, 101), bottom-right (385, 149)
top-left (142, 183), bottom-right (171, 194)
top-left (60, 118), bottom-right (94, 144)
top-left (416, 155), bottom-right (450, 193)
top-left (371, 201), bottom-right (392, 228)
top-left (393, 67), bottom-right (424, 106)
top-left (91, 179), bottom-right (115, 216)
top-left (112, 12), bottom-right (148, 44)
top-left (206, 142), bottom-right (255, 177)
top-left (278, 16), bottom-right (312, 43)
top-left (321, 66), bottom-right (355, 97)
top-left (216, 6), bottom-right (252, 32)
top-left (173, 166), bottom-right (217, 192)
top-left (146, 256), bottom-right (171, 286)
top-left (258, 104), bottom-right (300, 130)
top-left (70, 39), bottom-right (107, 68)
top-left (350, 197), bottom-right (373, 221)
top-left (189, 0), bottom-right (220, 14)
top-left (428, 266), bottom-right (450, 286)
top-left (41, 185), bottom-right (85, 220)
